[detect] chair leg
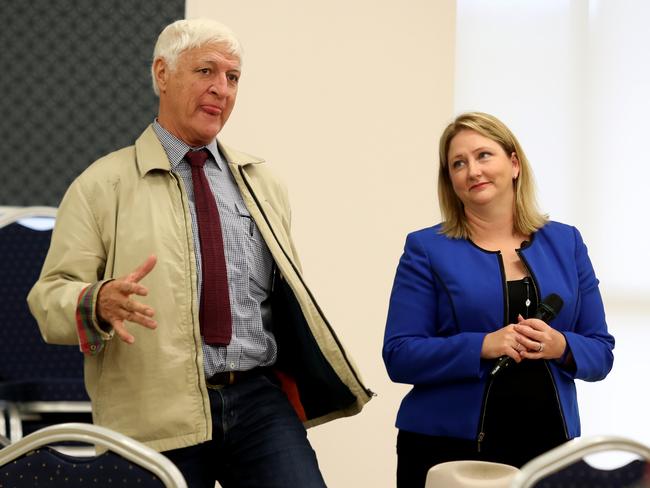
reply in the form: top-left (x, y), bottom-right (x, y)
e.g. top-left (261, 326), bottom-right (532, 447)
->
top-left (0, 407), bottom-right (6, 437)
top-left (7, 403), bottom-right (23, 441)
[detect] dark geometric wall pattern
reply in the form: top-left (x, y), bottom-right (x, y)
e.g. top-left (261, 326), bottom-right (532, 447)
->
top-left (0, 0), bottom-right (185, 206)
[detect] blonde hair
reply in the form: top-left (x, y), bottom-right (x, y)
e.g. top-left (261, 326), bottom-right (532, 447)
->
top-left (437, 112), bottom-right (548, 238)
top-left (151, 18), bottom-right (243, 95)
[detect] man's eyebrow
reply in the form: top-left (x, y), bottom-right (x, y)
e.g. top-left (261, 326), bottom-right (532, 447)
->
top-left (197, 58), bottom-right (241, 71)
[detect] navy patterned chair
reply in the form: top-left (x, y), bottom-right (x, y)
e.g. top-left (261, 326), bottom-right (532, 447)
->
top-left (0, 422), bottom-right (187, 487)
top-left (510, 435), bottom-right (650, 488)
top-left (0, 207), bottom-right (91, 442)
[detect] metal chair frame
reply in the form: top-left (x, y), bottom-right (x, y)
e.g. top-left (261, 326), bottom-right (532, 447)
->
top-left (510, 435), bottom-right (650, 488)
top-left (0, 422), bottom-right (187, 488)
top-left (0, 206), bottom-right (57, 229)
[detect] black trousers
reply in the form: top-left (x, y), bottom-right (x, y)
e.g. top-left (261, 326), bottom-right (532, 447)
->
top-left (396, 429), bottom-right (565, 488)
top-left (397, 431), bottom-right (481, 488)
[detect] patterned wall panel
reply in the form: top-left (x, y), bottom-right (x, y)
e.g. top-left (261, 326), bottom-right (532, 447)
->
top-left (0, 0), bottom-right (184, 206)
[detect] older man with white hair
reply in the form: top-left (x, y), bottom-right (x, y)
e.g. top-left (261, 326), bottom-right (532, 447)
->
top-left (28, 18), bottom-right (372, 487)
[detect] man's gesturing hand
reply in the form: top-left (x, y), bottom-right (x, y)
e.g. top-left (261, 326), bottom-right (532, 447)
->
top-left (96, 255), bottom-right (158, 344)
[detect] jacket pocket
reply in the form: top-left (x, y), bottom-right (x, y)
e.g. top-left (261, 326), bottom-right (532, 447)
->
top-left (234, 201), bottom-right (274, 295)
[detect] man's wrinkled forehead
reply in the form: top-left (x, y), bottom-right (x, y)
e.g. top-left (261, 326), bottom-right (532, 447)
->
top-left (179, 42), bottom-right (241, 68)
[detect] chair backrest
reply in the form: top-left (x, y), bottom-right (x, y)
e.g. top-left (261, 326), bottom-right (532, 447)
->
top-left (426, 460), bottom-right (520, 488)
top-left (0, 422), bottom-right (187, 488)
top-left (0, 207), bottom-right (88, 403)
top-left (510, 436), bottom-right (650, 488)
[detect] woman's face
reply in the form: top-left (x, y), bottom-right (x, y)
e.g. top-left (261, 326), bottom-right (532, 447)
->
top-left (447, 129), bottom-right (520, 213)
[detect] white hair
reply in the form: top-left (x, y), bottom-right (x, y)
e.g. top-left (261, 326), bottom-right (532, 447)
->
top-left (151, 18), bottom-right (243, 95)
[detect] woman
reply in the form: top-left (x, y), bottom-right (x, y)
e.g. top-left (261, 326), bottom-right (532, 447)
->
top-left (382, 112), bottom-right (614, 487)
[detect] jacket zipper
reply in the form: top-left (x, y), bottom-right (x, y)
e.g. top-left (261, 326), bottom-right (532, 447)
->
top-left (477, 251), bottom-right (508, 452)
top-left (171, 171), bottom-right (212, 437)
top-left (543, 361), bottom-right (569, 439)
top-left (237, 166), bottom-right (374, 398)
top-left (517, 250), bottom-right (569, 440)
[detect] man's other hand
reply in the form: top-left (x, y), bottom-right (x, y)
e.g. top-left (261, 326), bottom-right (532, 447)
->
top-left (96, 255), bottom-right (158, 344)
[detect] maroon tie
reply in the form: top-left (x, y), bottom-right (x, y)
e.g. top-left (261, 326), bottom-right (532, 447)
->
top-left (185, 149), bottom-right (232, 346)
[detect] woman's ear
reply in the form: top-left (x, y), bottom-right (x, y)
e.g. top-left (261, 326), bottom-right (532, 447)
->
top-left (511, 152), bottom-right (520, 180)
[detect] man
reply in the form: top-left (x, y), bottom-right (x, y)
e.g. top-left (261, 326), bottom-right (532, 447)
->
top-left (28, 18), bottom-right (371, 487)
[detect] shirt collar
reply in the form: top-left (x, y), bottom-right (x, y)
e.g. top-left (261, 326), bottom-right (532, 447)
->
top-left (152, 120), bottom-right (225, 171)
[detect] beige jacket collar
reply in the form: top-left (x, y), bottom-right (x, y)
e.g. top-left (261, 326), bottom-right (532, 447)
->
top-left (134, 125), bottom-right (265, 178)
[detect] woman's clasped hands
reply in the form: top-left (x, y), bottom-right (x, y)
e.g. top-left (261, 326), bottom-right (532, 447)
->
top-left (481, 314), bottom-right (567, 362)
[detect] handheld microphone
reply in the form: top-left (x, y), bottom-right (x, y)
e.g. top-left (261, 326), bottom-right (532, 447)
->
top-left (490, 293), bottom-right (564, 377)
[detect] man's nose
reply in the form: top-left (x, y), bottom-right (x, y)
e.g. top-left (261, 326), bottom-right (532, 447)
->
top-left (209, 74), bottom-right (228, 96)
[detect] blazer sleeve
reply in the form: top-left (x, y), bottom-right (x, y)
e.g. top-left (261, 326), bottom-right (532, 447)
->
top-left (382, 232), bottom-right (486, 386)
top-left (562, 227), bottom-right (614, 381)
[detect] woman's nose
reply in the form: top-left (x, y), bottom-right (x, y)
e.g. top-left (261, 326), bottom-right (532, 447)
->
top-left (467, 159), bottom-right (482, 178)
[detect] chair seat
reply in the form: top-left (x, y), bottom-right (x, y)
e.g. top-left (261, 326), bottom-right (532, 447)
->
top-left (425, 460), bottom-right (520, 488)
top-left (534, 458), bottom-right (648, 487)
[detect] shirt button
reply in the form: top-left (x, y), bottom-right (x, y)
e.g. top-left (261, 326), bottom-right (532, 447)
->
top-left (229, 362), bottom-right (235, 369)
top-left (90, 345), bottom-right (97, 351)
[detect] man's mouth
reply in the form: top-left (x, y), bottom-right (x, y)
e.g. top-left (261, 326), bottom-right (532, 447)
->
top-left (201, 105), bottom-right (223, 116)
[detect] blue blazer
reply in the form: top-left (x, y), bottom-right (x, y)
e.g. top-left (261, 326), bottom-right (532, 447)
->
top-left (383, 221), bottom-right (614, 440)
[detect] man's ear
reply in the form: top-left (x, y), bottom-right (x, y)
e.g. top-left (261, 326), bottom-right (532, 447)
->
top-left (153, 58), bottom-right (169, 93)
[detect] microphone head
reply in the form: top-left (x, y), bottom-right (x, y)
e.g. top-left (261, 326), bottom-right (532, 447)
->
top-left (538, 293), bottom-right (564, 321)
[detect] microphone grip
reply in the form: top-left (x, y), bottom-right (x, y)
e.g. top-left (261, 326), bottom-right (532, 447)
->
top-left (489, 305), bottom-right (545, 376)
top-left (489, 308), bottom-right (546, 376)
top-left (489, 293), bottom-right (563, 377)
top-left (490, 355), bottom-right (511, 376)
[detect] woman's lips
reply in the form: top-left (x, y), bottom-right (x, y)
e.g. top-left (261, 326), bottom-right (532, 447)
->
top-left (470, 182), bottom-right (490, 191)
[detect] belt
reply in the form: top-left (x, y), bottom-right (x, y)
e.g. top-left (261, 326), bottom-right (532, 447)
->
top-left (205, 368), bottom-right (266, 389)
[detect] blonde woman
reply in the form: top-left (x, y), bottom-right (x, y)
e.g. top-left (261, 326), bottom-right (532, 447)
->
top-left (383, 112), bottom-right (614, 487)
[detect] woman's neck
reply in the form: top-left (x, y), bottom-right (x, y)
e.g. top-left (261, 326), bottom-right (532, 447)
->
top-left (464, 206), bottom-right (523, 246)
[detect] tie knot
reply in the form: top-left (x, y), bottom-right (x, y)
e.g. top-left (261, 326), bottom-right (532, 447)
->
top-left (185, 149), bottom-right (209, 168)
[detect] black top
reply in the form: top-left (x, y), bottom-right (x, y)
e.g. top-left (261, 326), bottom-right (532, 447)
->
top-left (480, 277), bottom-right (567, 467)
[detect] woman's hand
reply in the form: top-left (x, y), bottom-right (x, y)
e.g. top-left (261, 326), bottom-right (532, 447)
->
top-left (514, 314), bottom-right (567, 360)
top-left (481, 325), bottom-right (526, 363)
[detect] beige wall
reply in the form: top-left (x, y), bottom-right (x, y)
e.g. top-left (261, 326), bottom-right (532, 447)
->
top-left (186, 1), bottom-right (456, 486)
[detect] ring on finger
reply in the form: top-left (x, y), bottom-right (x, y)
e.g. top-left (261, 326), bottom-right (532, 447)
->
top-left (537, 342), bottom-right (544, 353)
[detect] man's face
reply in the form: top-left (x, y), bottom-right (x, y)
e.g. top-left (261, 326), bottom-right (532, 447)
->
top-left (155, 43), bottom-right (241, 147)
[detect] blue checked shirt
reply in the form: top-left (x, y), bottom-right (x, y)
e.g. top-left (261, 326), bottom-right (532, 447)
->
top-left (152, 121), bottom-right (277, 375)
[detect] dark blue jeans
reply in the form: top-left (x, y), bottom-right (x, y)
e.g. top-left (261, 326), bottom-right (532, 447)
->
top-left (164, 372), bottom-right (327, 488)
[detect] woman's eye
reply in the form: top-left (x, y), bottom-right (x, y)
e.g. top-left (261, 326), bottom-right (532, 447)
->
top-left (478, 151), bottom-right (491, 159)
top-left (451, 160), bottom-right (465, 169)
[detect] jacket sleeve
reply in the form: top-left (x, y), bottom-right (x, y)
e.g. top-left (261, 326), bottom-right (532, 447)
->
top-left (383, 232), bottom-right (486, 385)
top-left (27, 176), bottom-right (113, 351)
top-left (562, 227), bottom-right (614, 381)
